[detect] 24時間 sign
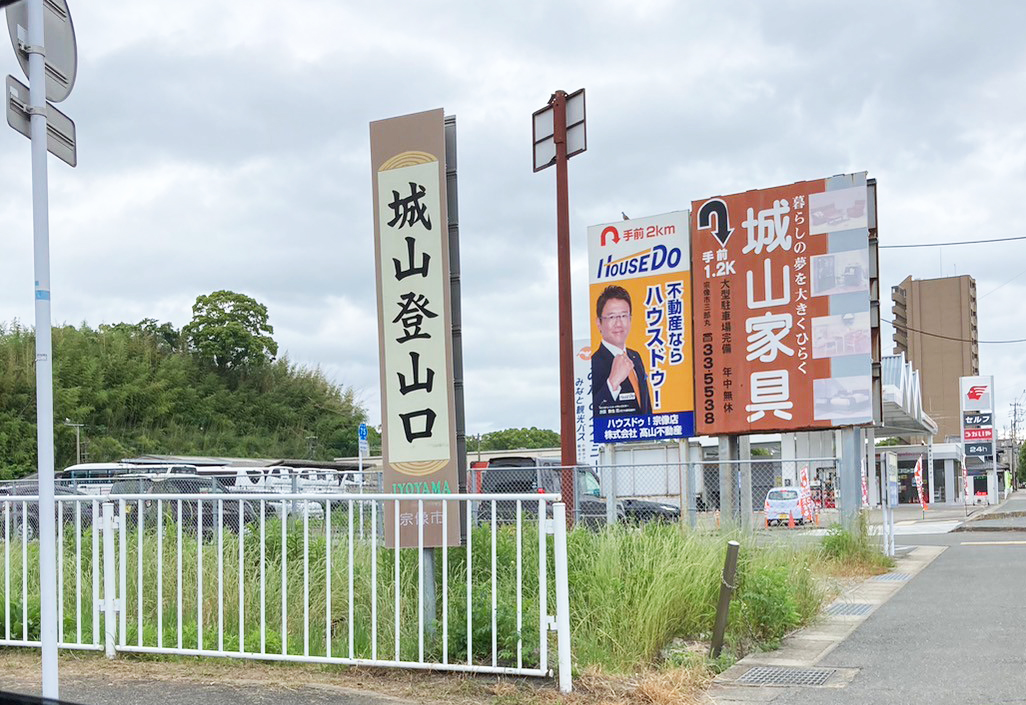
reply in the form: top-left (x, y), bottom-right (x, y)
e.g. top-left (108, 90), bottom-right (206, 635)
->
top-left (586, 212), bottom-right (694, 444)
top-left (371, 108), bottom-right (460, 549)
top-left (691, 173), bottom-right (875, 435)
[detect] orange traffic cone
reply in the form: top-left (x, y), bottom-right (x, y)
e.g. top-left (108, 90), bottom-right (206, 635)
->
top-left (788, 511), bottom-right (795, 529)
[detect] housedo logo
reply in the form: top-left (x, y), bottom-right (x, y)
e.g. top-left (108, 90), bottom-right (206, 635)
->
top-left (594, 244), bottom-right (683, 280)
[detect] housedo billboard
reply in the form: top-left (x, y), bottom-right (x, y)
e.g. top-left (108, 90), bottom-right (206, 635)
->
top-left (587, 212), bottom-right (694, 444)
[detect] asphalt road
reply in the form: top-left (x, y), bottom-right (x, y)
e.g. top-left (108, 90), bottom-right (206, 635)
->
top-left (762, 496), bottom-right (1026, 705)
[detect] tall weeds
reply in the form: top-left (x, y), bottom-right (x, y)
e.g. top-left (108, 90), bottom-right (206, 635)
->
top-left (1, 515), bottom-right (872, 674)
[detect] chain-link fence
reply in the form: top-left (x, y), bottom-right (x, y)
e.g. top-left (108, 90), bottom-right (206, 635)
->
top-left (4, 456), bottom-right (841, 532)
top-left (465, 456), bottom-right (840, 529)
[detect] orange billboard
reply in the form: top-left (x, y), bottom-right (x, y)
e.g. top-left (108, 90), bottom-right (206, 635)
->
top-left (691, 173), bottom-right (874, 435)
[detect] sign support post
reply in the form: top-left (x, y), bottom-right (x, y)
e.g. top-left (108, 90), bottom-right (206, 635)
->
top-left (839, 427), bottom-right (863, 531)
top-left (533, 89), bottom-right (587, 527)
top-left (552, 90), bottom-right (577, 524)
top-left (7, 1), bottom-right (77, 693)
top-left (20, 0), bottom-right (57, 697)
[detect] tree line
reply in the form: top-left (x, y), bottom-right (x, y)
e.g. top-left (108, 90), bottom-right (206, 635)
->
top-left (0, 291), bottom-right (369, 479)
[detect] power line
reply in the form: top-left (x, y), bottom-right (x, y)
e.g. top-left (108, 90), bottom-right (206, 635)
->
top-left (980, 267), bottom-right (1026, 299)
top-left (880, 234), bottom-right (1026, 249)
top-left (884, 318), bottom-right (1026, 345)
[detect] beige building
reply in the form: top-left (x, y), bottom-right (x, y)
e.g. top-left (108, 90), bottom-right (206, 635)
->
top-left (891, 275), bottom-right (979, 442)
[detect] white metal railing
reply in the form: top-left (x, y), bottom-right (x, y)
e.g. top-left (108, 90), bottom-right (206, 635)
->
top-left (0, 491), bottom-right (573, 692)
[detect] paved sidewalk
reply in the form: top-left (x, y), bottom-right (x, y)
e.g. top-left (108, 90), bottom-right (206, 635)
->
top-left (708, 490), bottom-right (1026, 705)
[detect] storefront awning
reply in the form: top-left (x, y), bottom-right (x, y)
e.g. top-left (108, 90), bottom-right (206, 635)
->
top-left (876, 352), bottom-right (938, 438)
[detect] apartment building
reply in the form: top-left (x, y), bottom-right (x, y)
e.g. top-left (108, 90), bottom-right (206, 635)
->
top-left (891, 274), bottom-right (979, 442)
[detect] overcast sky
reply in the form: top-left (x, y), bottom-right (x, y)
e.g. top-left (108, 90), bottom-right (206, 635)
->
top-left (1, 0), bottom-right (1024, 439)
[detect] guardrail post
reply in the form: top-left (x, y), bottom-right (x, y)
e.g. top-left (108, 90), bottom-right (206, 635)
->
top-left (101, 502), bottom-right (117, 659)
top-left (552, 503), bottom-right (573, 693)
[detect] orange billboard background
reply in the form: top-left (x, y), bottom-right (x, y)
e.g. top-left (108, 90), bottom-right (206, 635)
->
top-left (691, 178), bottom-right (846, 435)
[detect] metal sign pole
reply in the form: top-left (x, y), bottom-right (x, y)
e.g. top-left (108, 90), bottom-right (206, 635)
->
top-left (552, 90), bottom-right (577, 527)
top-left (24, 0), bottom-right (59, 696)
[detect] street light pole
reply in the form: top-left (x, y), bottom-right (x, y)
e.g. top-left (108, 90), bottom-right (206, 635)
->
top-left (64, 419), bottom-right (83, 465)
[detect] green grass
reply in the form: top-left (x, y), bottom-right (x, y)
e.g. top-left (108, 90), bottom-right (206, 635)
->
top-left (565, 524), bottom-right (827, 670)
top-left (820, 512), bottom-right (894, 573)
top-left (0, 510), bottom-right (887, 676)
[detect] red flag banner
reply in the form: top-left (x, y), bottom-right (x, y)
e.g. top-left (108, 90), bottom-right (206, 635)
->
top-left (913, 456), bottom-right (928, 510)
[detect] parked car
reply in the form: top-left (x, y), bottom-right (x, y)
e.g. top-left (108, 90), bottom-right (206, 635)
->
top-left (108, 474), bottom-right (259, 535)
top-left (477, 456), bottom-right (682, 527)
top-left (763, 486), bottom-right (803, 525)
top-left (477, 456), bottom-right (624, 528)
top-left (619, 497), bottom-right (681, 524)
top-left (0, 481), bottom-right (96, 541)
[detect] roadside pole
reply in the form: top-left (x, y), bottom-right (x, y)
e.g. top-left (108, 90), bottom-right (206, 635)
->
top-left (553, 91), bottom-right (577, 526)
top-left (25, 0), bottom-right (57, 695)
top-left (532, 89), bottom-right (586, 529)
top-left (6, 0), bottom-right (79, 688)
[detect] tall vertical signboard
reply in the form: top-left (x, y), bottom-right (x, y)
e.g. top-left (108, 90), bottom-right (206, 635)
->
top-left (691, 173), bottom-right (875, 435)
top-left (587, 211), bottom-right (694, 444)
top-left (572, 339), bottom-right (601, 466)
top-left (960, 375), bottom-right (996, 502)
top-left (371, 108), bottom-right (460, 548)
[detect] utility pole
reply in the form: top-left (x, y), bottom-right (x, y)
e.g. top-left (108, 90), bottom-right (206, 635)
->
top-left (1011, 396), bottom-right (1023, 488)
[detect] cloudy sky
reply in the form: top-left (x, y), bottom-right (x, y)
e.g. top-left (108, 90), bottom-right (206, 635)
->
top-left (1, 0), bottom-right (1024, 439)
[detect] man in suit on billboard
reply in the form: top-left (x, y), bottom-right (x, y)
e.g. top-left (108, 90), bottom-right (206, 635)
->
top-left (592, 285), bottom-right (651, 417)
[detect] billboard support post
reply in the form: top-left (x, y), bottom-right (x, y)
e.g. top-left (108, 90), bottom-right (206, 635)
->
top-left (718, 436), bottom-right (736, 527)
top-left (553, 90), bottom-right (577, 525)
top-left (739, 436), bottom-right (753, 531)
top-left (839, 427), bottom-right (863, 530)
top-left (533, 89), bottom-right (586, 527)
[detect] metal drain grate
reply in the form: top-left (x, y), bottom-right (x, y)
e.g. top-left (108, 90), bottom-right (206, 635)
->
top-left (825, 602), bottom-right (874, 617)
top-left (871, 572), bottom-right (911, 582)
top-left (736, 666), bottom-right (836, 687)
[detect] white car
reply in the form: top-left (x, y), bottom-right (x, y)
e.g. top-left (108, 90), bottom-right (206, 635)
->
top-left (763, 487), bottom-right (804, 526)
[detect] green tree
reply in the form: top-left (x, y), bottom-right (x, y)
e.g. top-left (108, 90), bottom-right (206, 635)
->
top-left (478, 427), bottom-right (560, 451)
top-left (182, 290), bottom-right (278, 372)
top-left (0, 312), bottom-right (366, 477)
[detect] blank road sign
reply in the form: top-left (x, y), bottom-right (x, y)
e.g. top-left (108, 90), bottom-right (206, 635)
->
top-left (532, 88), bottom-right (586, 172)
top-left (6, 74), bottom-right (76, 166)
top-left (6, 0), bottom-right (78, 103)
